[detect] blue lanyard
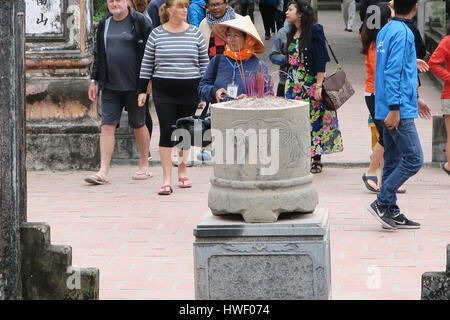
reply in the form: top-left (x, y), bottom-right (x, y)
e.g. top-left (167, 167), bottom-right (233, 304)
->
top-left (225, 57), bottom-right (242, 84)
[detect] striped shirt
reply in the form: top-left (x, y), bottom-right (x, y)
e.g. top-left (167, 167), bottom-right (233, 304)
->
top-left (140, 25), bottom-right (209, 80)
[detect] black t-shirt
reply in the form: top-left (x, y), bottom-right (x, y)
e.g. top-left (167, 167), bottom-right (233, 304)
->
top-left (105, 14), bottom-right (137, 91)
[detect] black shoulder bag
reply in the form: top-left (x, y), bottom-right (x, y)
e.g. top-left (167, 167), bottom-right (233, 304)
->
top-left (175, 55), bottom-right (222, 148)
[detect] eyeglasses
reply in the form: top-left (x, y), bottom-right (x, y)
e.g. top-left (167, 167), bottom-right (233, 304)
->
top-left (208, 2), bottom-right (226, 9)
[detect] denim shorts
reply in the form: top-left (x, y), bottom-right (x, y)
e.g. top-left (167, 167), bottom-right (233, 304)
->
top-left (101, 88), bottom-right (145, 129)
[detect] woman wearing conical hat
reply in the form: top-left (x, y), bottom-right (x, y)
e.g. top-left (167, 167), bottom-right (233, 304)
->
top-left (198, 15), bottom-right (273, 103)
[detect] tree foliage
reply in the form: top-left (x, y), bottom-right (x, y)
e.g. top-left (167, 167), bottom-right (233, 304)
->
top-left (93, 0), bottom-right (108, 22)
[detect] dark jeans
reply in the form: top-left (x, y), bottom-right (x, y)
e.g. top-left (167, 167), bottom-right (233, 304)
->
top-left (377, 119), bottom-right (423, 210)
top-left (259, 3), bottom-right (276, 36)
top-left (240, 2), bottom-right (255, 23)
top-left (365, 94), bottom-right (384, 147)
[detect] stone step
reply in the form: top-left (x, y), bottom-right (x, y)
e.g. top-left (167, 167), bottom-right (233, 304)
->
top-left (20, 222), bottom-right (99, 300)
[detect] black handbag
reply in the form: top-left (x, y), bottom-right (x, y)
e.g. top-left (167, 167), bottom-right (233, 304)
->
top-left (175, 104), bottom-right (212, 148)
top-left (174, 55), bottom-right (222, 148)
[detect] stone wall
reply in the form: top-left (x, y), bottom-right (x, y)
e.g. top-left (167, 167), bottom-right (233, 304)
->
top-left (25, 0), bottom-right (101, 170)
top-left (0, 0), bottom-right (27, 300)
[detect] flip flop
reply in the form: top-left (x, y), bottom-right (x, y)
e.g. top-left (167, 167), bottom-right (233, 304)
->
top-left (443, 163), bottom-right (450, 176)
top-left (362, 173), bottom-right (406, 193)
top-left (362, 173), bottom-right (379, 193)
top-left (158, 185), bottom-right (173, 195)
top-left (84, 174), bottom-right (109, 185)
top-left (178, 177), bottom-right (192, 188)
top-left (132, 171), bottom-right (154, 180)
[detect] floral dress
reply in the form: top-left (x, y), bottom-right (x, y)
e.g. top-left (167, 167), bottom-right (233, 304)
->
top-left (285, 38), bottom-right (343, 157)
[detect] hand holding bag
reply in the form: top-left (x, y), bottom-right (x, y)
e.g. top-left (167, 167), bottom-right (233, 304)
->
top-left (321, 42), bottom-right (355, 111)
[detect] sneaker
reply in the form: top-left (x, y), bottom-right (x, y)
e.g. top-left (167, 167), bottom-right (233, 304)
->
top-left (391, 213), bottom-right (421, 229)
top-left (197, 150), bottom-right (211, 161)
top-left (367, 200), bottom-right (397, 229)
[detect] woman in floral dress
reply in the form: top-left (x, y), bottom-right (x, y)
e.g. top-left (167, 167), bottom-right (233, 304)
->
top-left (284, 0), bottom-right (343, 173)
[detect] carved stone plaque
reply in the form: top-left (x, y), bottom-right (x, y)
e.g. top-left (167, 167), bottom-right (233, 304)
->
top-left (25, 0), bottom-right (67, 40)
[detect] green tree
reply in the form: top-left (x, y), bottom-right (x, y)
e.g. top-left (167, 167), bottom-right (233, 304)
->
top-left (93, 0), bottom-right (108, 22)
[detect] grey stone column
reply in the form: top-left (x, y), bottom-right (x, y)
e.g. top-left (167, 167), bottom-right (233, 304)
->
top-left (0, 0), bottom-right (27, 300)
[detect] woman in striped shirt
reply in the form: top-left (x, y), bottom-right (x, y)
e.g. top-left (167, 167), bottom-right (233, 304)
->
top-left (138, 0), bottom-right (209, 195)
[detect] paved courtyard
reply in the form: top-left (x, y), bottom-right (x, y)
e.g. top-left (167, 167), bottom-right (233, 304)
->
top-left (26, 11), bottom-right (450, 300)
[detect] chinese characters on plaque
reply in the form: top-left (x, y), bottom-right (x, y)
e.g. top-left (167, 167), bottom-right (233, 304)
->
top-left (26, 0), bottom-right (65, 38)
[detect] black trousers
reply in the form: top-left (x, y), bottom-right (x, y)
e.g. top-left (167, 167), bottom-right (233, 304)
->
top-left (145, 99), bottom-right (153, 138)
top-left (240, 2), bottom-right (255, 23)
top-left (259, 3), bottom-right (276, 36)
top-left (276, 82), bottom-right (285, 97)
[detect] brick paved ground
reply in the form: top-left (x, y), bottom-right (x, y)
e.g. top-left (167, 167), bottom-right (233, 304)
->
top-left (26, 11), bottom-right (449, 300)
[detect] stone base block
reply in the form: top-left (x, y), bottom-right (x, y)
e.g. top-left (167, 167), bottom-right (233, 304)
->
top-left (432, 116), bottom-right (447, 163)
top-left (194, 208), bottom-right (331, 300)
top-left (422, 272), bottom-right (450, 300)
top-left (20, 222), bottom-right (99, 300)
top-left (208, 176), bottom-right (318, 223)
top-left (26, 124), bottom-right (100, 170)
top-left (421, 244), bottom-right (450, 300)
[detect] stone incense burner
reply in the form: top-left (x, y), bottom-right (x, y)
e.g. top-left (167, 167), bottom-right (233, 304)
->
top-left (208, 96), bottom-right (318, 223)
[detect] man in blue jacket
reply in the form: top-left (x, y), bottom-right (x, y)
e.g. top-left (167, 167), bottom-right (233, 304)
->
top-left (367, 0), bottom-right (432, 230)
top-left (188, 0), bottom-right (206, 27)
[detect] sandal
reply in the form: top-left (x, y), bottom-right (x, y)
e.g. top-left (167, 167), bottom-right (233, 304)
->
top-left (84, 173), bottom-right (109, 185)
top-left (158, 185), bottom-right (173, 195)
top-left (442, 163), bottom-right (450, 176)
top-left (132, 171), bottom-right (154, 180)
top-left (362, 173), bottom-right (407, 194)
top-left (178, 177), bottom-right (192, 188)
top-left (310, 162), bottom-right (323, 174)
top-left (362, 173), bottom-right (379, 193)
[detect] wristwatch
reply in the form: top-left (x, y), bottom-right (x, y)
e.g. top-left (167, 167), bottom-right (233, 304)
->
top-left (90, 79), bottom-right (96, 83)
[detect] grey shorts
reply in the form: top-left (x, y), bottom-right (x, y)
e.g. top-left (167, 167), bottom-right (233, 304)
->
top-left (442, 99), bottom-right (450, 115)
top-left (101, 88), bottom-right (145, 129)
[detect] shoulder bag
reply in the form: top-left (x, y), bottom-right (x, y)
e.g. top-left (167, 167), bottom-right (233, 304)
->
top-left (175, 55), bottom-right (222, 148)
top-left (321, 42), bottom-right (355, 111)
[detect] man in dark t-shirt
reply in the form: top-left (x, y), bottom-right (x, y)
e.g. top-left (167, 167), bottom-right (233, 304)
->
top-left (86, 0), bottom-right (153, 185)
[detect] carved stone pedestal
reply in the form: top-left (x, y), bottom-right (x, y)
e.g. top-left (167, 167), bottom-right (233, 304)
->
top-left (208, 97), bottom-right (318, 223)
top-left (194, 208), bottom-right (331, 300)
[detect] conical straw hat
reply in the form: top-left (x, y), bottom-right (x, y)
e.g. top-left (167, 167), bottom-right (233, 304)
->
top-left (212, 15), bottom-right (265, 54)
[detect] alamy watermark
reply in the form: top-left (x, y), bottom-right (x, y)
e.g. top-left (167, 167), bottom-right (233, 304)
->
top-left (66, 265), bottom-right (81, 290)
top-left (172, 128), bottom-right (281, 176)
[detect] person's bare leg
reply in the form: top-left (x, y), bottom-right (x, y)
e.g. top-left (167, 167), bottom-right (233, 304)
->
top-left (159, 147), bottom-right (173, 186)
top-left (444, 115), bottom-right (450, 171)
top-left (177, 148), bottom-right (189, 178)
top-left (134, 126), bottom-right (150, 173)
top-left (366, 142), bottom-right (384, 190)
top-left (97, 124), bottom-right (116, 179)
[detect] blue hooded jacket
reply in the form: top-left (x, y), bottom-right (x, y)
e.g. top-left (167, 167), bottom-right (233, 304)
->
top-left (375, 18), bottom-right (418, 120)
top-left (188, 0), bottom-right (206, 27)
